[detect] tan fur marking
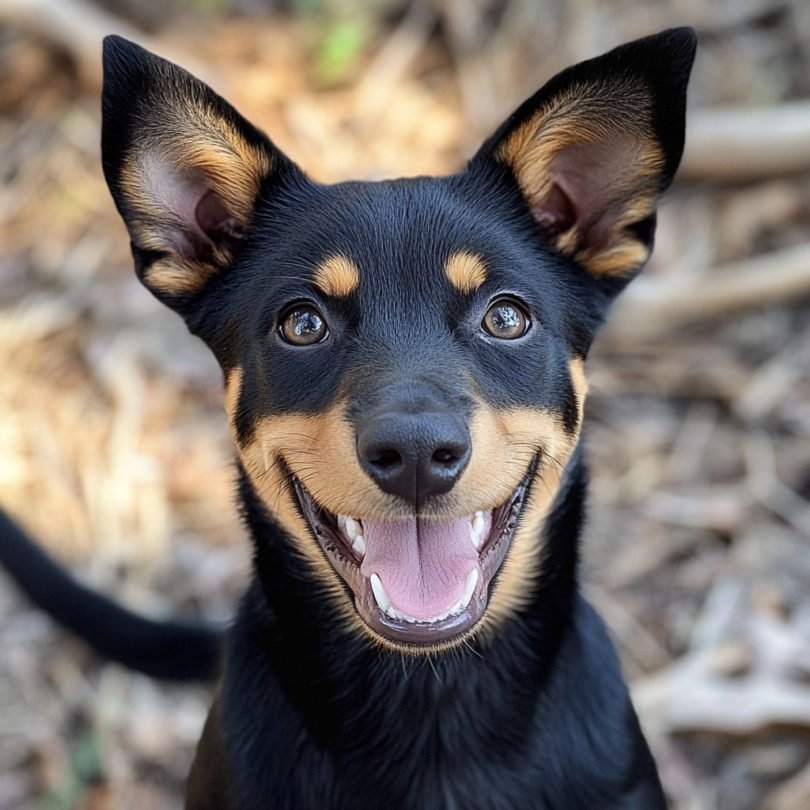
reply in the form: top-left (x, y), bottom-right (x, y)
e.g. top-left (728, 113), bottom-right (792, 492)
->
top-left (233, 403), bottom-right (390, 640)
top-left (120, 100), bottom-right (274, 296)
top-left (312, 255), bottom-right (360, 297)
top-left (494, 78), bottom-right (664, 279)
top-left (444, 251), bottom-right (488, 293)
top-left (223, 367), bottom-right (243, 423)
top-left (468, 359), bottom-right (589, 642)
top-left (470, 406), bottom-right (580, 641)
top-left (569, 357), bottom-right (588, 417)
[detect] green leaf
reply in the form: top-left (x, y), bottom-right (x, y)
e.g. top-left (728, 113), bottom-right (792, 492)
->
top-left (315, 17), bottom-right (369, 85)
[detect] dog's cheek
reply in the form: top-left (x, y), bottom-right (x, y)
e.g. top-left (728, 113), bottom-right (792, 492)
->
top-left (224, 368), bottom-right (306, 540)
top-left (471, 359), bottom-right (587, 639)
top-left (224, 372), bottom-right (362, 627)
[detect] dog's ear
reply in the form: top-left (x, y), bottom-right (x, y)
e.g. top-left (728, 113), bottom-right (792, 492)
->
top-left (101, 36), bottom-right (296, 306)
top-left (472, 28), bottom-right (696, 280)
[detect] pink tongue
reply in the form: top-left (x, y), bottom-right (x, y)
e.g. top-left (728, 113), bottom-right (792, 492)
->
top-left (360, 517), bottom-right (479, 619)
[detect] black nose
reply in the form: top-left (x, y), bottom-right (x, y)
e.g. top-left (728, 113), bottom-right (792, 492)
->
top-left (357, 412), bottom-right (471, 509)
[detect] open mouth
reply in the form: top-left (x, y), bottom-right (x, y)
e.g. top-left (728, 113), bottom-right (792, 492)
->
top-left (294, 469), bottom-right (532, 645)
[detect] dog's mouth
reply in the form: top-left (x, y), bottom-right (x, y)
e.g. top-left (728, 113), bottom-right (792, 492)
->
top-left (294, 471), bottom-right (531, 645)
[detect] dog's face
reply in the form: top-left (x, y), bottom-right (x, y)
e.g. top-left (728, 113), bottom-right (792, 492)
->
top-left (101, 31), bottom-right (695, 651)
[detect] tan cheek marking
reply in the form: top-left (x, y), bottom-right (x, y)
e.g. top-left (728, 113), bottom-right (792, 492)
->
top-left (456, 359), bottom-right (589, 643)
top-left (474, 406), bottom-right (581, 642)
top-left (444, 251), bottom-right (488, 293)
top-left (223, 366), bottom-right (243, 424)
top-left (443, 405), bottom-right (546, 516)
top-left (569, 356), bottom-right (588, 422)
top-left (312, 255), bottom-right (360, 297)
top-left (233, 402), bottom-right (409, 641)
top-left (234, 407), bottom-right (359, 635)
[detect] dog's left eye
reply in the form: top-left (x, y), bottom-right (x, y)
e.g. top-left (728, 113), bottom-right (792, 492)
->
top-left (279, 304), bottom-right (329, 345)
top-left (481, 299), bottom-right (530, 339)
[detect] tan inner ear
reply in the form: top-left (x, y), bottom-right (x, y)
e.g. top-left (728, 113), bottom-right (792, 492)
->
top-left (121, 104), bottom-right (274, 296)
top-left (495, 81), bottom-right (664, 278)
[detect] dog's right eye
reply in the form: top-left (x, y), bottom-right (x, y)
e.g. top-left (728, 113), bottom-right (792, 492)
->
top-left (279, 304), bottom-right (329, 346)
top-left (481, 298), bottom-right (530, 340)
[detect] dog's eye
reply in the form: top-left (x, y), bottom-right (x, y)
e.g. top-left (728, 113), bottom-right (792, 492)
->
top-left (481, 299), bottom-right (530, 339)
top-left (279, 305), bottom-right (329, 345)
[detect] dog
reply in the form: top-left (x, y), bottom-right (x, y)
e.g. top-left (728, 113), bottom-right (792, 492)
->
top-left (0, 28), bottom-right (696, 809)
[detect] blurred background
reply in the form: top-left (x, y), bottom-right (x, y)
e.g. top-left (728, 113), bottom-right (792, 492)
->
top-left (2, 0), bottom-right (810, 807)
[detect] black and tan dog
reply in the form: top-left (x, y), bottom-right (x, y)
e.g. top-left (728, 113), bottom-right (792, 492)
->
top-left (0, 28), bottom-right (696, 809)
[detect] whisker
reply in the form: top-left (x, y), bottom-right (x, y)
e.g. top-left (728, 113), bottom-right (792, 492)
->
top-left (461, 638), bottom-right (483, 660)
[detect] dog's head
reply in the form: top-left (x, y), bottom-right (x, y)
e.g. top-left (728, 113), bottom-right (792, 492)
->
top-left (101, 30), bottom-right (695, 651)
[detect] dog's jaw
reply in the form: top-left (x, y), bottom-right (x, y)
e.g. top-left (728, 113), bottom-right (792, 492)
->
top-left (294, 469), bottom-right (531, 646)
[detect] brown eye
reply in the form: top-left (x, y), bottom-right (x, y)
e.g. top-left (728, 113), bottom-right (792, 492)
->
top-left (482, 299), bottom-right (529, 339)
top-left (280, 305), bottom-right (328, 345)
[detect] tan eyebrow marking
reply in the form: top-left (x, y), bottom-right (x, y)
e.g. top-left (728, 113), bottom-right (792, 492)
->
top-left (445, 251), bottom-right (488, 293)
top-left (312, 255), bottom-right (360, 297)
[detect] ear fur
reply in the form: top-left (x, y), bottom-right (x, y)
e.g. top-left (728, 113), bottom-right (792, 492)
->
top-left (101, 36), bottom-right (294, 304)
top-left (473, 28), bottom-right (697, 279)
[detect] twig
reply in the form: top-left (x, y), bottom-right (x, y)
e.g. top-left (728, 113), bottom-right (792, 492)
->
top-left (743, 432), bottom-right (810, 537)
top-left (355, 0), bottom-right (436, 119)
top-left (0, 0), bottom-right (205, 88)
top-left (681, 102), bottom-right (810, 182)
top-left (605, 243), bottom-right (810, 344)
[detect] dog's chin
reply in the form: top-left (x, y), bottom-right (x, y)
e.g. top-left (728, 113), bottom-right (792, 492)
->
top-left (293, 471), bottom-right (531, 647)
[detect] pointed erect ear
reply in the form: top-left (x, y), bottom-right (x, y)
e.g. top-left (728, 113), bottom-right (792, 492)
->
top-left (101, 36), bottom-right (296, 304)
top-left (473, 28), bottom-right (696, 280)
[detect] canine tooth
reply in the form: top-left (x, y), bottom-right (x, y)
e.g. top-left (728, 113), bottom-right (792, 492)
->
top-left (461, 569), bottom-right (479, 609)
top-left (352, 535), bottom-right (366, 556)
top-left (344, 517), bottom-right (361, 540)
top-left (370, 574), bottom-right (391, 613)
top-left (470, 524), bottom-right (482, 550)
top-left (472, 511), bottom-right (486, 534)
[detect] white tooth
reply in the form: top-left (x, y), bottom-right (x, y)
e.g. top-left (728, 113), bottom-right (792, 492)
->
top-left (472, 511), bottom-right (486, 535)
top-left (370, 574), bottom-right (391, 613)
top-left (461, 569), bottom-right (479, 609)
top-left (352, 535), bottom-right (366, 556)
top-left (345, 517), bottom-right (360, 540)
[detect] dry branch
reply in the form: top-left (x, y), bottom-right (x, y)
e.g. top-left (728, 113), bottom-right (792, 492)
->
top-left (605, 243), bottom-right (810, 344)
top-left (0, 0), bottom-right (205, 88)
top-left (636, 611), bottom-right (810, 736)
top-left (681, 102), bottom-right (810, 182)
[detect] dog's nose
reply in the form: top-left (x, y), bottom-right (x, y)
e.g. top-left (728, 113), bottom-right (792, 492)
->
top-left (357, 412), bottom-right (471, 509)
